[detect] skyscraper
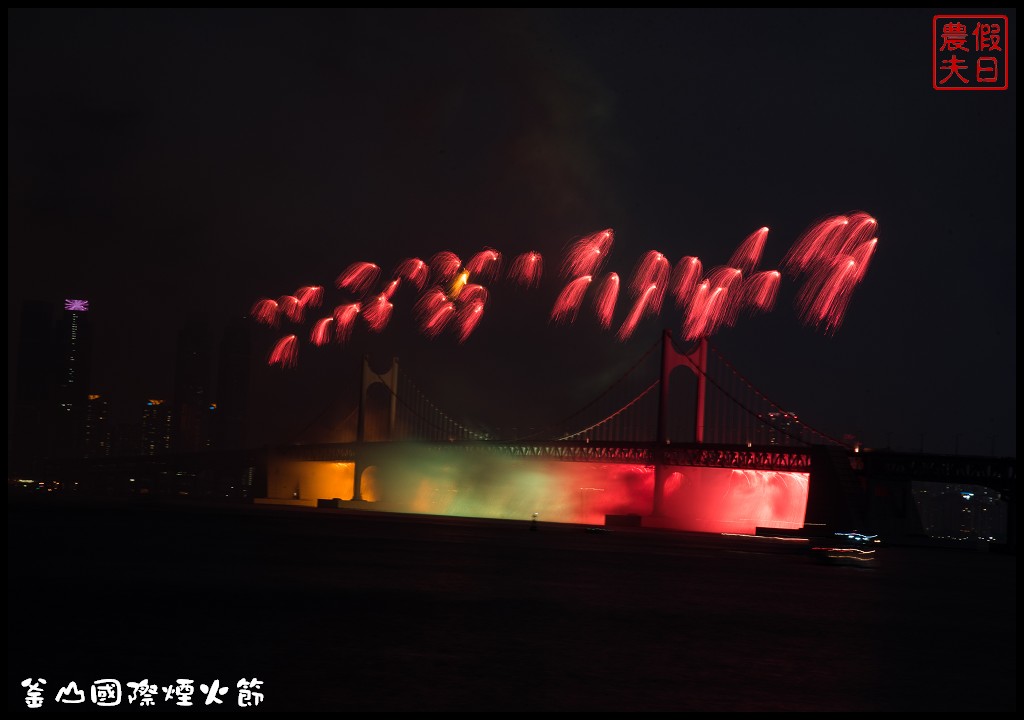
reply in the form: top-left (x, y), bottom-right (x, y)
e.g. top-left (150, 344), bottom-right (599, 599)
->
top-left (51, 299), bottom-right (93, 459)
top-left (172, 313), bottom-right (212, 452)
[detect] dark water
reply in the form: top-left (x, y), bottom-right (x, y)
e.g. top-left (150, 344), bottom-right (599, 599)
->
top-left (7, 494), bottom-right (1016, 712)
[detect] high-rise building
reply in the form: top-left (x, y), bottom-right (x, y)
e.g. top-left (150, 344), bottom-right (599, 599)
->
top-left (51, 299), bottom-right (94, 459)
top-left (172, 313), bottom-right (212, 452)
top-left (141, 399), bottom-right (173, 456)
top-left (84, 394), bottom-right (113, 458)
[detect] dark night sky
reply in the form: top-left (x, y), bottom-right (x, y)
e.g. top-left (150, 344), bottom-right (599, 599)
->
top-left (7, 9), bottom-right (1017, 457)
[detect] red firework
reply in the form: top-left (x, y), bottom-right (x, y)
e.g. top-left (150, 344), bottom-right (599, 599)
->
top-left (335, 262), bottom-right (381, 294)
top-left (551, 276), bottom-right (592, 324)
top-left (310, 317), bottom-right (333, 347)
top-left (593, 273), bottom-right (619, 329)
top-left (508, 251), bottom-right (543, 287)
top-left (394, 258), bottom-right (429, 290)
top-left (670, 256), bottom-right (702, 308)
top-left (466, 248), bottom-right (502, 282)
top-left (683, 281), bottom-right (731, 340)
top-left (727, 227), bottom-right (769, 275)
top-left (742, 270), bottom-right (781, 313)
top-left (704, 267), bottom-right (745, 326)
top-left (382, 278), bottom-right (401, 300)
top-left (277, 295), bottom-right (304, 323)
top-left (429, 251), bottom-right (462, 283)
top-left (459, 284), bottom-right (488, 305)
top-left (617, 283), bottom-right (659, 341)
top-left (362, 295), bottom-right (393, 332)
top-left (414, 288), bottom-right (455, 338)
top-left (628, 250), bottom-right (670, 314)
top-left (295, 285), bottom-right (324, 309)
top-left (250, 298), bottom-right (279, 327)
top-left (332, 303), bottom-right (360, 343)
top-left (456, 300), bottom-right (485, 343)
top-left (561, 229), bottom-right (614, 278)
top-left (268, 335), bottom-right (298, 368)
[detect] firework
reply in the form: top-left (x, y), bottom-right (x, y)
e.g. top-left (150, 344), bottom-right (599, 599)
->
top-left (727, 227), bottom-right (769, 275)
top-left (456, 300), bottom-right (486, 343)
top-left (382, 278), bottom-right (401, 300)
top-left (277, 295), bottom-right (304, 323)
top-left (295, 285), bottom-right (324, 309)
top-left (617, 284), bottom-right (659, 341)
top-left (561, 229), bottom-right (613, 278)
top-left (628, 250), bottom-right (670, 314)
top-left (336, 262), bottom-right (381, 294)
top-left (363, 295), bottom-right (393, 332)
top-left (508, 251), bottom-right (543, 287)
top-left (268, 335), bottom-right (298, 368)
top-left (593, 273), bottom-right (619, 329)
top-left (429, 252), bottom-right (462, 283)
top-left (394, 258), bottom-right (429, 290)
top-left (683, 281), bottom-right (731, 340)
top-left (670, 256), bottom-right (702, 308)
top-left (742, 270), bottom-right (781, 313)
top-left (310, 317), bottom-right (333, 347)
top-left (466, 248), bottom-right (502, 281)
top-left (333, 303), bottom-right (361, 343)
top-left (250, 298), bottom-right (279, 327)
top-left (551, 276), bottom-right (593, 324)
top-left (414, 288), bottom-right (455, 338)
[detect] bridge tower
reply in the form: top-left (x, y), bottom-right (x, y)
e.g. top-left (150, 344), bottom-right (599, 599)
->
top-left (653, 330), bottom-right (707, 516)
top-left (353, 355), bottom-right (398, 501)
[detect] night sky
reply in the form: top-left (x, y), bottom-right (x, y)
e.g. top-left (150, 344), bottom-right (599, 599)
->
top-left (7, 9), bottom-right (1017, 457)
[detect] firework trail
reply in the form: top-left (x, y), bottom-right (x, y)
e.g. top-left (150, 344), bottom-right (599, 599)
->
top-left (466, 248), bottom-right (502, 282)
top-left (683, 281), bottom-right (730, 341)
top-left (593, 273), bottom-right (619, 329)
top-left (310, 317), bottom-right (333, 347)
top-left (628, 250), bottom-right (671, 314)
top-left (382, 278), bottom-right (401, 300)
top-left (363, 295), bottom-right (393, 332)
top-left (727, 227), bottom-right (769, 275)
top-left (333, 303), bottom-right (361, 343)
top-left (670, 256), bottom-right (702, 308)
top-left (551, 276), bottom-right (593, 324)
top-left (456, 299), bottom-right (486, 343)
top-left (703, 267), bottom-right (744, 327)
top-left (268, 335), bottom-right (299, 368)
top-left (295, 285), bottom-right (324, 309)
top-left (742, 270), bottom-right (781, 313)
top-left (278, 295), bottom-right (304, 323)
top-left (336, 262), bottom-right (381, 294)
top-left (561, 229), bottom-right (613, 278)
top-left (617, 283), bottom-right (659, 341)
top-left (795, 238), bottom-right (877, 334)
top-left (414, 288), bottom-right (455, 338)
top-left (429, 252), bottom-right (462, 283)
top-left (460, 284), bottom-right (489, 306)
top-left (394, 258), bottom-right (429, 290)
top-left (251, 298), bottom-right (280, 327)
top-left (508, 251), bottom-right (543, 287)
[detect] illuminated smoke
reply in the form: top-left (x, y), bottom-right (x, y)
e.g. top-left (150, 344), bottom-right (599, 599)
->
top-left (268, 335), bottom-right (298, 368)
top-left (335, 262), bottom-right (381, 294)
top-left (508, 251), bottom-right (543, 287)
top-left (593, 273), bottom-right (619, 329)
top-left (551, 276), bottom-right (592, 324)
top-left (561, 229), bottom-right (614, 278)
